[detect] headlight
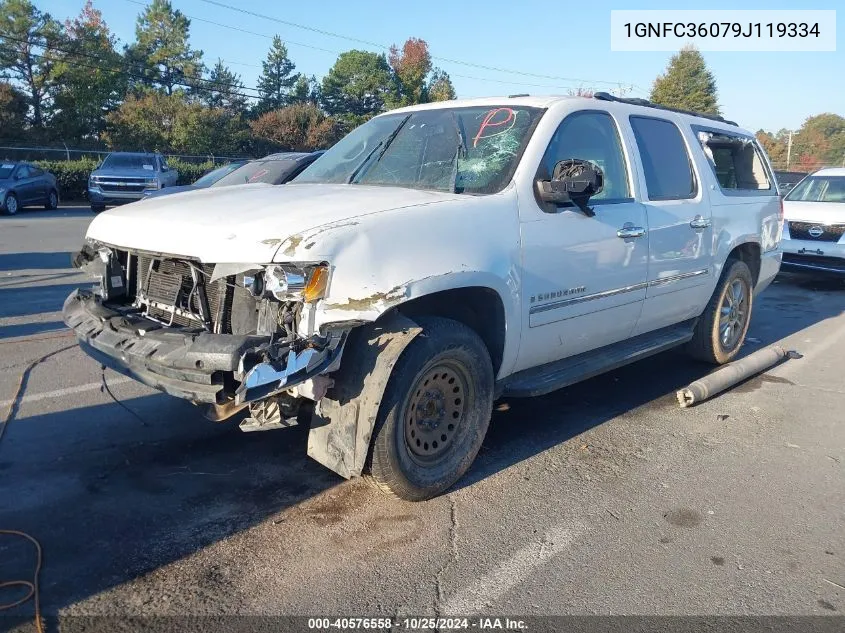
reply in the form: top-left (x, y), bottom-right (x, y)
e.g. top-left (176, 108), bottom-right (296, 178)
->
top-left (144, 178), bottom-right (159, 189)
top-left (244, 263), bottom-right (329, 303)
top-left (0, 187), bottom-right (5, 195)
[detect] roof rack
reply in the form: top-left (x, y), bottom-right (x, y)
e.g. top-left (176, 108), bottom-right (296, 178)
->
top-left (592, 92), bottom-right (738, 127)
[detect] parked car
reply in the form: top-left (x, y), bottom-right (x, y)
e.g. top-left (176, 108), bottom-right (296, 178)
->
top-left (141, 160), bottom-right (247, 199)
top-left (0, 162), bottom-right (60, 215)
top-left (64, 93), bottom-right (781, 501)
top-left (88, 152), bottom-right (179, 212)
top-left (142, 152), bottom-right (323, 200)
top-left (780, 167), bottom-right (845, 275)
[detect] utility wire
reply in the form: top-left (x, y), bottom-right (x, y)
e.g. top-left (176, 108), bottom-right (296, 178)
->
top-left (0, 31), bottom-right (262, 97)
top-left (197, 0), bottom-right (647, 91)
top-left (0, 38), bottom-right (263, 102)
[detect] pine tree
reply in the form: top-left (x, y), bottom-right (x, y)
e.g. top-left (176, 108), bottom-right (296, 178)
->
top-left (202, 59), bottom-right (247, 113)
top-left (650, 45), bottom-right (720, 116)
top-left (427, 68), bottom-right (456, 102)
top-left (256, 35), bottom-right (298, 112)
top-left (126, 0), bottom-right (204, 95)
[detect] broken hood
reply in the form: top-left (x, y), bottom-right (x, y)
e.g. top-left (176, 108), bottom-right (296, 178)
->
top-left (86, 182), bottom-right (463, 263)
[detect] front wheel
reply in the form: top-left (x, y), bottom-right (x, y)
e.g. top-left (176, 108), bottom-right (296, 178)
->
top-left (687, 259), bottom-right (754, 365)
top-left (2, 193), bottom-right (18, 215)
top-left (365, 316), bottom-right (494, 501)
top-left (45, 189), bottom-right (59, 210)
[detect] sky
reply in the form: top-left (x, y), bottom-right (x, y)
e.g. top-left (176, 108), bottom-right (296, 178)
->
top-left (36, 0), bottom-right (844, 133)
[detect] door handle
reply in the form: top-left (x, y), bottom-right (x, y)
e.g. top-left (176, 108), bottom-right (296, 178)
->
top-left (617, 223), bottom-right (646, 239)
top-left (689, 215), bottom-right (712, 231)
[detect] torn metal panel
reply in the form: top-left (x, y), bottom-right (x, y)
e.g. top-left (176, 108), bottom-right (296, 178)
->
top-left (307, 313), bottom-right (421, 479)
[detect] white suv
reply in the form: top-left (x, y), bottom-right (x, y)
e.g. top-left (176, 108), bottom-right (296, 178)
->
top-left (781, 167), bottom-right (845, 275)
top-left (64, 93), bottom-right (782, 500)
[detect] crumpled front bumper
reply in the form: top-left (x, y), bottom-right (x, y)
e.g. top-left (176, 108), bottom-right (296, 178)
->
top-left (62, 289), bottom-right (344, 405)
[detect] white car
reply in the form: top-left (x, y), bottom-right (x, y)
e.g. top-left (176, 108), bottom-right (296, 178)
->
top-left (781, 167), bottom-right (845, 275)
top-left (64, 93), bottom-right (782, 500)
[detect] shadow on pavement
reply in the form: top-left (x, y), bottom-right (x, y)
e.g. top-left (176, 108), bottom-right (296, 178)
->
top-left (0, 321), bottom-right (67, 340)
top-left (458, 273), bottom-right (845, 491)
top-left (0, 252), bottom-right (74, 272)
top-left (0, 207), bottom-right (93, 221)
top-left (0, 283), bottom-right (88, 319)
top-left (0, 391), bottom-right (342, 615)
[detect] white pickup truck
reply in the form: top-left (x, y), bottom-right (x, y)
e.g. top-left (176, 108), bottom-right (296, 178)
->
top-left (65, 93), bottom-right (782, 500)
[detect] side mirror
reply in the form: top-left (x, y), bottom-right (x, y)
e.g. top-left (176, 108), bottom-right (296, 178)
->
top-left (537, 159), bottom-right (604, 217)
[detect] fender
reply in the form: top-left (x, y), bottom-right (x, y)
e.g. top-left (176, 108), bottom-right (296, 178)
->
top-left (307, 312), bottom-right (421, 479)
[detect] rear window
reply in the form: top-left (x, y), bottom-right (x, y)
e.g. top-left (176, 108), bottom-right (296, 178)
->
top-left (629, 116), bottom-right (696, 200)
top-left (212, 160), bottom-right (298, 187)
top-left (696, 130), bottom-right (772, 192)
top-left (785, 176), bottom-right (845, 203)
top-left (102, 154), bottom-right (157, 170)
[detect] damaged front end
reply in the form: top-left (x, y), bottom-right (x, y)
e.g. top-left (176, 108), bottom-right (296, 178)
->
top-left (64, 242), bottom-right (347, 425)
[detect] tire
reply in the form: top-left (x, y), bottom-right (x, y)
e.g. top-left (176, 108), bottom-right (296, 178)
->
top-left (45, 189), bottom-right (59, 210)
top-left (365, 316), bottom-right (494, 501)
top-left (2, 193), bottom-right (18, 216)
top-left (687, 259), bottom-right (754, 365)
top-left (91, 204), bottom-right (106, 213)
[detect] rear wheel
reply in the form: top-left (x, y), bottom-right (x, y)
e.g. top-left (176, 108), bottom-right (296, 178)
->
top-left (365, 316), bottom-right (494, 501)
top-left (2, 193), bottom-right (18, 216)
top-left (687, 259), bottom-right (754, 365)
top-left (45, 189), bottom-right (59, 210)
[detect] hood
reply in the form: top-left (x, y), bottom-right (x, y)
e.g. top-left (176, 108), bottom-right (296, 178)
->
top-left (783, 200), bottom-right (845, 224)
top-left (86, 182), bottom-right (464, 263)
top-left (92, 168), bottom-right (159, 178)
top-left (144, 184), bottom-right (201, 199)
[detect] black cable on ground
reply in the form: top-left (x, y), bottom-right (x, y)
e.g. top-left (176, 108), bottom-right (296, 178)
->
top-left (100, 366), bottom-right (149, 427)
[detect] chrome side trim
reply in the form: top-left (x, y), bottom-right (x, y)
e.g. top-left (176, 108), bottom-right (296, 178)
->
top-left (529, 282), bottom-right (648, 314)
top-left (648, 268), bottom-right (709, 287)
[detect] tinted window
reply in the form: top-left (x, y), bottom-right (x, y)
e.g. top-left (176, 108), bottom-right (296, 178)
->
top-left (212, 160), bottom-right (299, 187)
top-left (15, 165), bottom-right (31, 179)
top-left (102, 154), bottom-right (156, 170)
top-left (29, 166), bottom-right (44, 177)
top-left (785, 176), bottom-right (845, 203)
top-left (630, 116), bottom-right (696, 200)
top-left (539, 111), bottom-right (630, 201)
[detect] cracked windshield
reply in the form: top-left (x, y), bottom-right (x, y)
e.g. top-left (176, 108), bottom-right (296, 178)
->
top-left (294, 106), bottom-right (544, 194)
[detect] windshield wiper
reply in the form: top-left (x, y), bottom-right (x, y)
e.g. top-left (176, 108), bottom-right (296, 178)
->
top-left (449, 111), bottom-right (468, 194)
top-left (347, 114), bottom-right (411, 184)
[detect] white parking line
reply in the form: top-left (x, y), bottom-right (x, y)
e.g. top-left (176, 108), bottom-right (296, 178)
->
top-left (442, 522), bottom-right (585, 615)
top-left (0, 377), bottom-right (134, 409)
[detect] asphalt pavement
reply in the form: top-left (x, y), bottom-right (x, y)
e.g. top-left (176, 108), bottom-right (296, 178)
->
top-left (0, 206), bottom-right (843, 628)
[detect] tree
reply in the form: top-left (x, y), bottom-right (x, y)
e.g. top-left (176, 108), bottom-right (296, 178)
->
top-left (427, 68), bottom-right (456, 102)
top-left (51, 1), bottom-right (126, 143)
top-left (755, 130), bottom-right (788, 168)
top-left (250, 103), bottom-right (343, 152)
top-left (0, 0), bottom-right (63, 128)
top-left (103, 89), bottom-right (249, 155)
top-left (321, 50), bottom-right (398, 124)
top-left (0, 81), bottom-right (28, 142)
top-left (103, 90), bottom-right (184, 151)
top-left (126, 0), bottom-right (203, 95)
top-left (650, 45), bottom-right (720, 116)
top-left (389, 37), bottom-right (431, 106)
top-left (794, 113), bottom-right (845, 167)
top-left (289, 73), bottom-right (319, 105)
top-left (199, 58), bottom-right (248, 113)
top-left (256, 35), bottom-right (298, 112)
